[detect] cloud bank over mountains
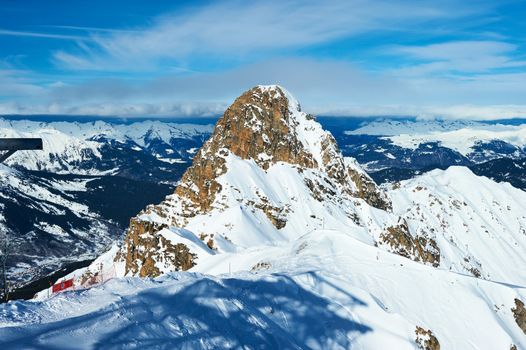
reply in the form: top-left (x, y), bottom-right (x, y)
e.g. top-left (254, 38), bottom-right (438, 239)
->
top-left (0, 0), bottom-right (525, 119)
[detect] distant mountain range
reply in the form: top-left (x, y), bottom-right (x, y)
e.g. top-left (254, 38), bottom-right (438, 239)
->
top-left (333, 119), bottom-right (526, 190)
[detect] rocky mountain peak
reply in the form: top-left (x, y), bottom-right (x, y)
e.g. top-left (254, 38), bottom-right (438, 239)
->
top-left (118, 85), bottom-right (391, 276)
top-left (174, 85), bottom-right (390, 214)
top-left (200, 84), bottom-right (317, 169)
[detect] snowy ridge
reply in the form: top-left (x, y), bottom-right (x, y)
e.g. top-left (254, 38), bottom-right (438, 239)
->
top-left (178, 153), bottom-right (375, 249)
top-left (389, 166), bottom-right (526, 285)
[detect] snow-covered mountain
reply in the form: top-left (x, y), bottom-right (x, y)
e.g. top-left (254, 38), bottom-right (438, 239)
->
top-left (344, 119), bottom-right (526, 165)
top-left (387, 167), bottom-right (526, 284)
top-left (0, 119), bottom-right (213, 181)
top-left (4, 85), bottom-right (526, 348)
top-left (347, 119), bottom-right (526, 151)
top-left (339, 119), bottom-right (526, 191)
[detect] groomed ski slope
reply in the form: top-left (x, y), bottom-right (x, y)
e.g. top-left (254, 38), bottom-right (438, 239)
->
top-left (1, 228), bottom-right (525, 349)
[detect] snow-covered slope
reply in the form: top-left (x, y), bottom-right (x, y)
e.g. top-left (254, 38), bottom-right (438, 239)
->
top-left (2, 228), bottom-right (525, 349)
top-left (116, 85), bottom-right (389, 277)
top-left (387, 166), bottom-right (526, 285)
top-left (113, 86), bottom-right (526, 285)
top-left (2, 86), bottom-right (526, 349)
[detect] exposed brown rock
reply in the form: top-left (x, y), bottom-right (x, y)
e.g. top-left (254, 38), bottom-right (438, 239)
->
top-left (167, 85), bottom-right (390, 219)
top-left (172, 86), bottom-right (318, 217)
top-left (251, 261), bottom-right (272, 272)
top-left (258, 203), bottom-right (287, 229)
top-left (213, 86), bottom-right (317, 169)
top-left (468, 266), bottom-right (481, 278)
top-left (415, 326), bottom-right (440, 350)
top-left (116, 218), bottom-right (196, 277)
top-left (380, 220), bottom-right (440, 267)
top-left (512, 298), bottom-right (526, 335)
top-left (347, 167), bottom-right (392, 211)
top-left (139, 256), bottom-right (160, 278)
top-left (248, 195), bottom-right (290, 229)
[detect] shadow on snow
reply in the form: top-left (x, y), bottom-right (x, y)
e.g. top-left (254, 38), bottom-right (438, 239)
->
top-left (0, 273), bottom-right (371, 349)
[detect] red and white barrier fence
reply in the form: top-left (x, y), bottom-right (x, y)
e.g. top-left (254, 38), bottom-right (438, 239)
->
top-left (47, 263), bottom-right (117, 297)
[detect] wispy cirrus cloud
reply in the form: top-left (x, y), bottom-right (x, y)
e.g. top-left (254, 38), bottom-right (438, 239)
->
top-left (1, 0), bottom-right (525, 120)
top-left (387, 40), bottom-right (526, 75)
top-left (0, 29), bottom-right (90, 41)
top-left (52, 0), bottom-right (487, 71)
top-left (43, 25), bottom-right (140, 34)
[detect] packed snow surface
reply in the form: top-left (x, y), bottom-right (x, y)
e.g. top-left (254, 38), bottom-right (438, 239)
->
top-left (1, 228), bottom-right (525, 349)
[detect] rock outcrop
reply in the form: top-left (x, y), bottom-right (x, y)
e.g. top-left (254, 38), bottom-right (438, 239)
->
top-left (415, 326), bottom-right (440, 350)
top-left (512, 298), bottom-right (526, 335)
top-left (172, 85), bottom-right (390, 217)
top-left (379, 220), bottom-right (440, 267)
top-left (117, 218), bottom-right (196, 277)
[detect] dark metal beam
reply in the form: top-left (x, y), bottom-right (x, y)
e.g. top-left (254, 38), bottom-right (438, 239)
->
top-left (0, 150), bottom-right (16, 164)
top-left (0, 138), bottom-right (43, 163)
top-left (0, 138), bottom-right (43, 151)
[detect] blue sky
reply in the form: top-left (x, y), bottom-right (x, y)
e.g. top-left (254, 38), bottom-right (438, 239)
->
top-left (1, 0), bottom-right (525, 119)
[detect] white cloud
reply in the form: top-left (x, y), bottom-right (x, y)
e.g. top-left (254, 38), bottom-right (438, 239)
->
top-left (0, 69), bottom-right (46, 97)
top-left (2, 0), bottom-right (524, 120)
top-left (52, 0), bottom-right (482, 71)
top-left (388, 40), bottom-right (526, 74)
top-left (0, 101), bottom-right (226, 117)
top-left (0, 57), bottom-right (523, 120)
top-left (312, 104), bottom-right (526, 120)
top-left (0, 29), bottom-right (89, 41)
